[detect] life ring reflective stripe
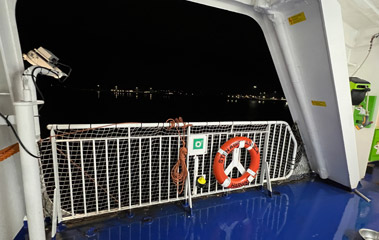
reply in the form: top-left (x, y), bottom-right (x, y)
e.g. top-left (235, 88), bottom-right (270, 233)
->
top-left (213, 136), bottom-right (260, 189)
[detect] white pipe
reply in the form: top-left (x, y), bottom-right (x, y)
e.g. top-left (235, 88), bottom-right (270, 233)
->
top-left (13, 66), bottom-right (62, 240)
top-left (14, 101), bottom-right (45, 240)
top-left (22, 66), bottom-right (56, 140)
top-left (354, 189), bottom-right (371, 202)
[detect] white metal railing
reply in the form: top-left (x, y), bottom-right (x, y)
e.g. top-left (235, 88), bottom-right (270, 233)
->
top-left (39, 121), bottom-right (297, 222)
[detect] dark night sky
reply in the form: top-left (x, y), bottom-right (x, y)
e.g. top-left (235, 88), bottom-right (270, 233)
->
top-left (15, 0), bottom-right (281, 94)
top-left (14, 0), bottom-right (293, 132)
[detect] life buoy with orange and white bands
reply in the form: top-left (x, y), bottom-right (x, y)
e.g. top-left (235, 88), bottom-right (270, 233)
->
top-left (213, 136), bottom-right (260, 189)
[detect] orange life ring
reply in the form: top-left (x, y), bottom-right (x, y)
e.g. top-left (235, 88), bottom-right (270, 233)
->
top-left (213, 136), bottom-right (260, 188)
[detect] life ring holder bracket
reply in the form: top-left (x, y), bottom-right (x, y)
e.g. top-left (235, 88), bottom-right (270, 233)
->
top-left (213, 136), bottom-right (274, 197)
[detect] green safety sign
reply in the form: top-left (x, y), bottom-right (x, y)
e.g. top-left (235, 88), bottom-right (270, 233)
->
top-left (193, 138), bottom-right (204, 150)
top-left (188, 134), bottom-right (208, 155)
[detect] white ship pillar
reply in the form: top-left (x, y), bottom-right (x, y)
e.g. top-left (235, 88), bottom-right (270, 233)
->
top-left (188, 0), bottom-right (361, 188)
top-left (14, 102), bottom-right (46, 240)
top-left (0, 0), bottom-right (46, 239)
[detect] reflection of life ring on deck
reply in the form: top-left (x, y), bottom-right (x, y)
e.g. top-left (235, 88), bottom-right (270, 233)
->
top-left (213, 136), bottom-right (260, 188)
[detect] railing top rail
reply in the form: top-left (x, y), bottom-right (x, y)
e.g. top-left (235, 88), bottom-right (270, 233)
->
top-left (47, 121), bottom-right (290, 130)
top-left (53, 130), bottom-right (271, 143)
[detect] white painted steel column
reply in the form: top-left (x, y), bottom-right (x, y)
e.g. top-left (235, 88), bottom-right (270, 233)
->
top-left (14, 101), bottom-right (45, 240)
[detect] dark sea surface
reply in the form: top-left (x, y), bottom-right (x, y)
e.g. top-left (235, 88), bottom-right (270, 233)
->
top-left (39, 88), bottom-right (292, 138)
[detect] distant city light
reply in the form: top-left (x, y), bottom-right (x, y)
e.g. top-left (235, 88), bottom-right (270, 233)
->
top-left (108, 85), bottom-right (286, 102)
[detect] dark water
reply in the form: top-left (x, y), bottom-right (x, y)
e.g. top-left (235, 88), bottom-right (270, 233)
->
top-left (39, 89), bottom-right (292, 138)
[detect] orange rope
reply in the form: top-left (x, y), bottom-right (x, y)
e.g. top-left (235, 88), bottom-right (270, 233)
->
top-left (167, 117), bottom-right (192, 194)
top-left (0, 143), bottom-right (19, 162)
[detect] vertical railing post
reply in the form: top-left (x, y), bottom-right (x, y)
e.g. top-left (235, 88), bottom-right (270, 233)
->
top-left (79, 141), bottom-right (87, 215)
top-left (176, 136), bottom-right (180, 199)
top-left (92, 140), bottom-right (99, 213)
top-left (208, 135), bottom-right (214, 193)
top-left (50, 128), bottom-right (63, 222)
top-left (272, 123), bottom-right (283, 179)
top-left (192, 156), bottom-right (199, 196)
top-left (116, 139), bottom-right (121, 210)
top-left (254, 132), bottom-right (263, 185)
top-left (278, 127), bottom-right (288, 178)
top-left (260, 124), bottom-right (273, 197)
top-left (185, 125), bottom-right (191, 201)
top-left (268, 123), bottom-right (277, 178)
top-left (138, 138), bottom-right (142, 206)
top-left (105, 140), bottom-right (110, 211)
top-left (184, 125), bottom-right (193, 214)
top-left (260, 124), bottom-right (270, 185)
top-left (215, 134), bottom-right (222, 192)
top-left (149, 138), bottom-right (152, 204)
top-left (186, 170), bottom-right (193, 215)
top-left (158, 137), bottom-right (162, 203)
top-left (51, 188), bottom-right (58, 239)
top-left (128, 127), bottom-right (132, 209)
top-left (168, 137), bottom-right (171, 200)
top-left (66, 142), bottom-right (75, 217)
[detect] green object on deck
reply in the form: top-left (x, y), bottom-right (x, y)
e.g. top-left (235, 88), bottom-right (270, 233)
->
top-left (369, 129), bottom-right (379, 162)
top-left (354, 96), bottom-right (377, 129)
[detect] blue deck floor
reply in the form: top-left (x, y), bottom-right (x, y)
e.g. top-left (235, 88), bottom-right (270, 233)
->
top-left (21, 163), bottom-right (379, 240)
